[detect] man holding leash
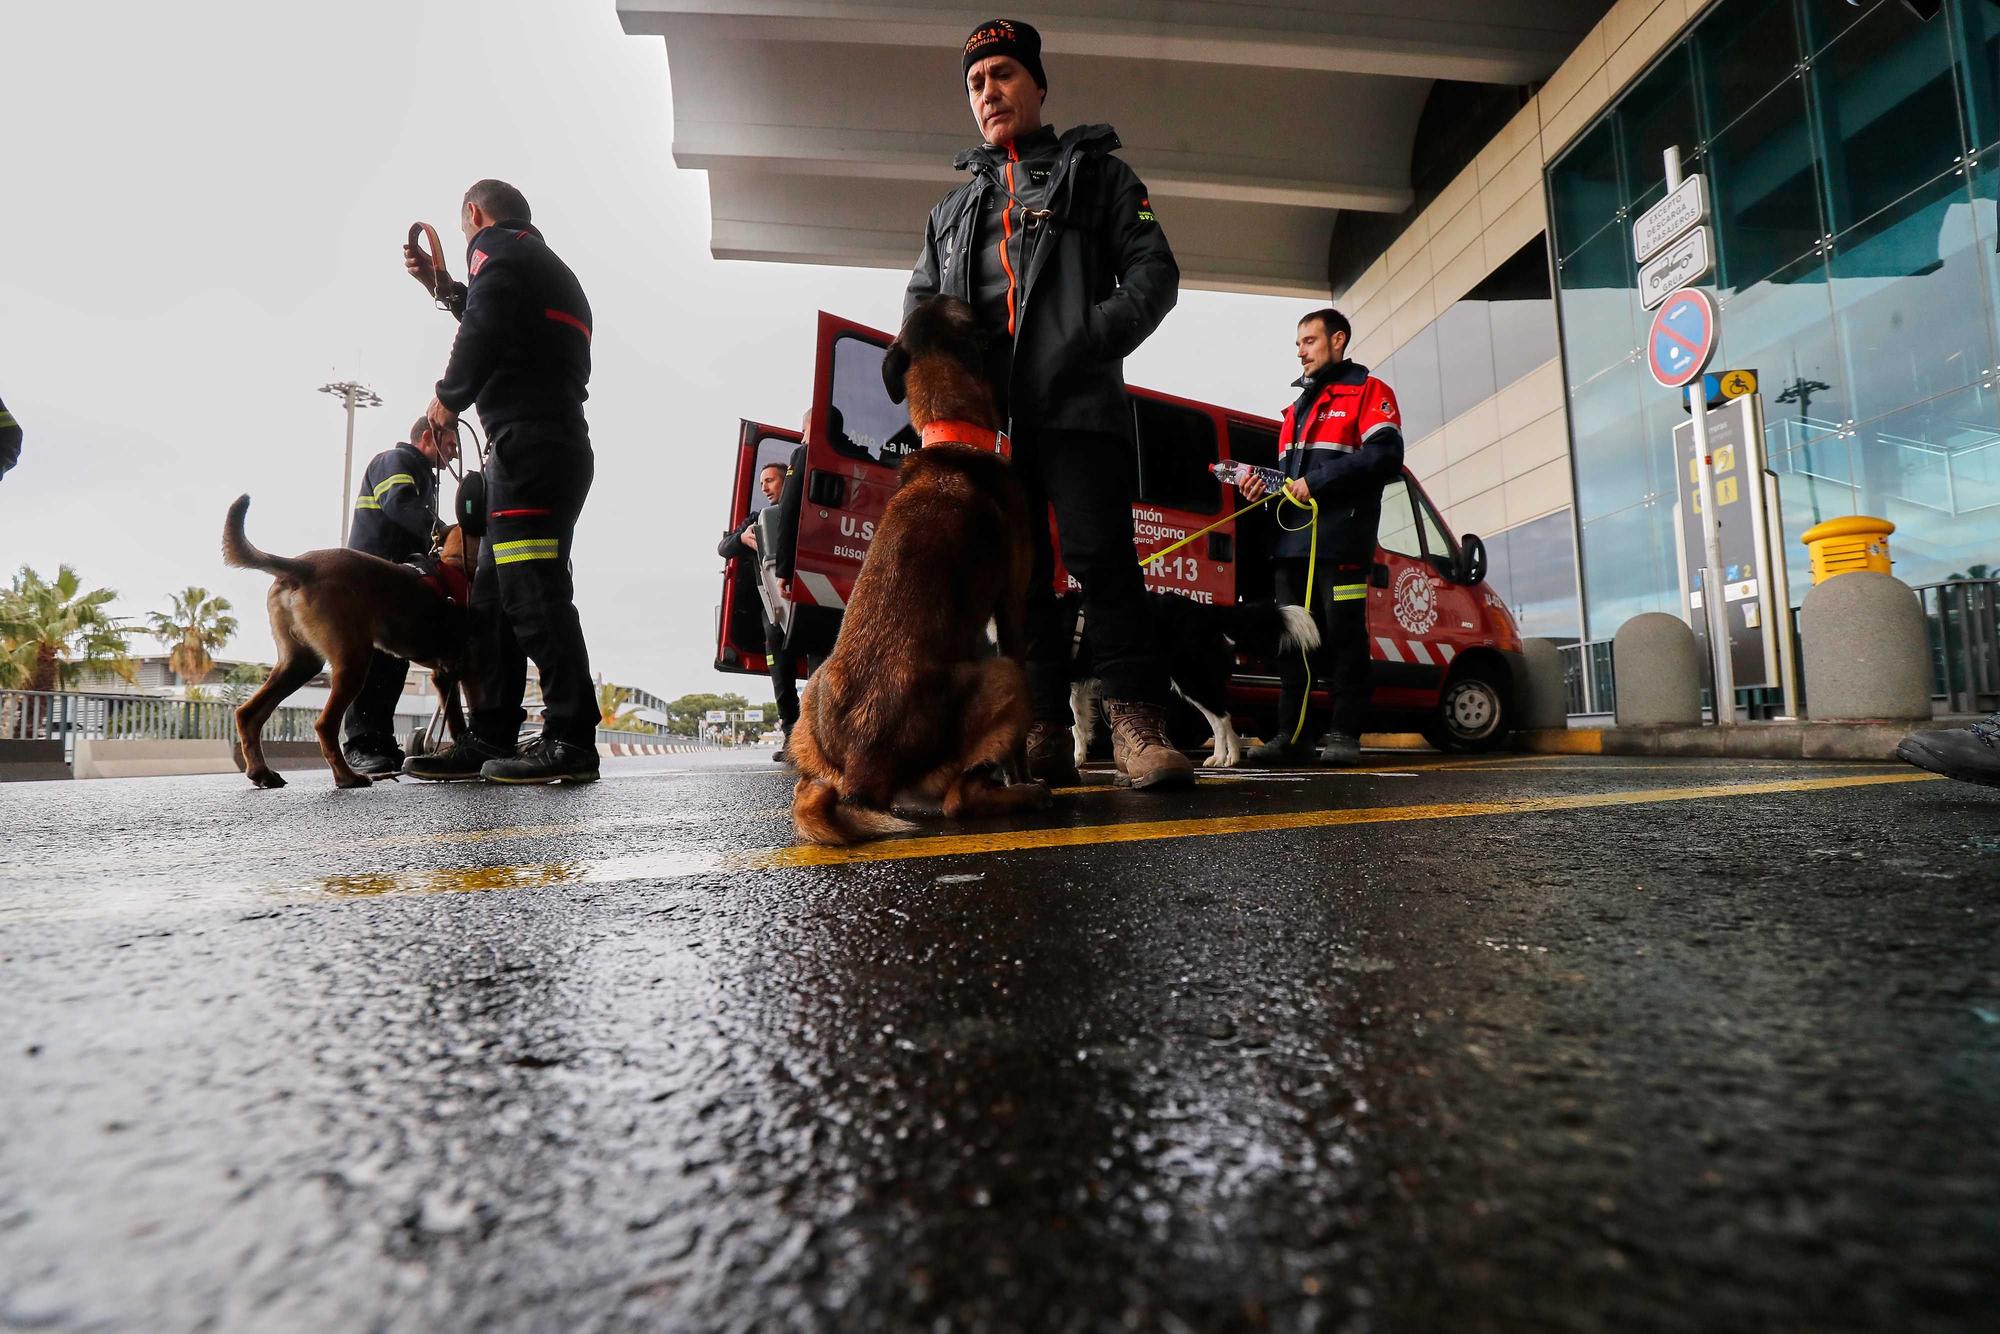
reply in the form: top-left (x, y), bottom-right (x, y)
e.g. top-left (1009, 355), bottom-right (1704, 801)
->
top-left (340, 416), bottom-right (457, 776)
top-left (399, 178), bottom-right (601, 784)
top-left (1237, 309), bottom-right (1403, 766)
top-left (906, 18), bottom-right (1190, 790)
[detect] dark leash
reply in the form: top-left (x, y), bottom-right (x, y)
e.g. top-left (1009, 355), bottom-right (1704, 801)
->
top-left (408, 221), bottom-right (455, 311)
top-left (439, 416), bottom-right (489, 539)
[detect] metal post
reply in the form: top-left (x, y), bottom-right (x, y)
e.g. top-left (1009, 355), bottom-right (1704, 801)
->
top-left (1666, 146), bottom-right (1734, 723)
top-left (339, 386), bottom-right (358, 546)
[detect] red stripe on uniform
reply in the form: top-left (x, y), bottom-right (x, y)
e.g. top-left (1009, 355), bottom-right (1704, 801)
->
top-left (544, 308), bottom-right (591, 339)
top-left (491, 507), bottom-right (552, 517)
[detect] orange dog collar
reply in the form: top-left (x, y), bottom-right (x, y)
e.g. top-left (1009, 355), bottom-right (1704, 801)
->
top-left (920, 420), bottom-right (1012, 459)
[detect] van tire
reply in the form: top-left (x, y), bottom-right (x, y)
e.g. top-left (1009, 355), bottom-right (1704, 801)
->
top-left (1422, 666), bottom-right (1510, 753)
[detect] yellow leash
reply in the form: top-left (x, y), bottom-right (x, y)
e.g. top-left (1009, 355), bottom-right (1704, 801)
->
top-left (1138, 486), bottom-right (1321, 747)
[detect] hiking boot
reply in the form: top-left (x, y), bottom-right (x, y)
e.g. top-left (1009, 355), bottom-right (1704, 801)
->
top-left (1102, 700), bottom-right (1194, 790)
top-left (1897, 712), bottom-right (2000, 788)
top-left (481, 736), bottom-right (601, 785)
top-left (402, 733), bottom-right (513, 781)
top-left (1317, 731), bottom-right (1362, 767)
top-left (344, 743), bottom-right (407, 778)
top-left (1026, 721), bottom-right (1080, 786)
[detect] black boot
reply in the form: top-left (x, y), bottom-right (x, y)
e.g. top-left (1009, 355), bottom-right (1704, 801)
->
top-left (481, 735), bottom-right (600, 785)
top-left (1897, 713), bottom-right (2000, 788)
top-left (344, 740), bottom-right (407, 778)
top-left (403, 733), bottom-right (514, 782)
top-left (1317, 731), bottom-right (1362, 766)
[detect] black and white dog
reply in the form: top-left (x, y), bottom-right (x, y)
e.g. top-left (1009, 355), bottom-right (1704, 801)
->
top-left (1068, 592), bottom-right (1320, 768)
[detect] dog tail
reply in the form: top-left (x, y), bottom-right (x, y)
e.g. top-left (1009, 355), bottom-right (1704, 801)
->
top-left (1277, 603), bottom-right (1322, 654)
top-left (792, 776), bottom-right (917, 847)
top-left (223, 495), bottom-right (314, 582)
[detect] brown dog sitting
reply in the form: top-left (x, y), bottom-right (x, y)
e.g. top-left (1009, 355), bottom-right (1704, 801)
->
top-left (222, 495), bottom-right (478, 789)
top-left (789, 296), bottom-right (1048, 845)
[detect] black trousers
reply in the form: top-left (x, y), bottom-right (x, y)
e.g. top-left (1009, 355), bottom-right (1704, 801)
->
top-left (1019, 427), bottom-right (1166, 719)
top-left (765, 621), bottom-right (805, 733)
top-left (469, 422), bottom-right (598, 750)
top-left (1273, 557), bottom-right (1372, 742)
top-left (341, 649), bottom-right (409, 752)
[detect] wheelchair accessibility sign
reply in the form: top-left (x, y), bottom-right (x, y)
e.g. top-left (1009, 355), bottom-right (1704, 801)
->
top-left (1647, 288), bottom-right (1718, 390)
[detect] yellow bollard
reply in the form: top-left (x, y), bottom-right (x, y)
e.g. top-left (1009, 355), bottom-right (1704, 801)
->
top-left (1799, 515), bottom-right (1894, 585)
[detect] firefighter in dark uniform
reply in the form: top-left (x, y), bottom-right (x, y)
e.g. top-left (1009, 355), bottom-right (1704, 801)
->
top-left (400, 178), bottom-right (601, 784)
top-left (1238, 308), bottom-right (1403, 766)
top-left (0, 396), bottom-right (21, 480)
top-left (340, 416), bottom-right (455, 775)
top-left (907, 19), bottom-right (1190, 790)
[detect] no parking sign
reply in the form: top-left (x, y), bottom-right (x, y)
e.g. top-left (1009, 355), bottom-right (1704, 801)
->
top-left (1647, 288), bottom-right (1718, 390)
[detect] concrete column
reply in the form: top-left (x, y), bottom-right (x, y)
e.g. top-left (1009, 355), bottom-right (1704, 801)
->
top-left (1613, 613), bottom-right (1703, 726)
top-left (1800, 572), bottom-right (1932, 721)
top-left (1517, 638), bottom-right (1571, 730)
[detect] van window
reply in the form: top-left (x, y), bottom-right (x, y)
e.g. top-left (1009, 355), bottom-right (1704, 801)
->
top-left (1377, 478), bottom-right (1423, 557)
top-left (1133, 396), bottom-right (1220, 514)
top-left (1414, 487), bottom-right (1457, 561)
top-left (827, 335), bottom-right (920, 467)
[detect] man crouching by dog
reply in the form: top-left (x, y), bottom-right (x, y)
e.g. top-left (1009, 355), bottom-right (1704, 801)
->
top-left (339, 416), bottom-right (457, 776)
top-left (905, 18), bottom-right (1191, 791)
top-left (399, 178), bottom-right (601, 784)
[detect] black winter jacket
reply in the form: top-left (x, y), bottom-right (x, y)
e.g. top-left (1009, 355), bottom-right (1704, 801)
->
top-left (347, 442), bottom-right (437, 561)
top-left (905, 124), bottom-right (1178, 440)
top-left (435, 220), bottom-right (591, 434)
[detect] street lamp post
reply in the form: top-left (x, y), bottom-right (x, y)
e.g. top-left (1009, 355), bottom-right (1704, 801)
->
top-left (318, 380), bottom-right (383, 546)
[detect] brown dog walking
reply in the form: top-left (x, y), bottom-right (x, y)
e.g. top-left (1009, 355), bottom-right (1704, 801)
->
top-left (223, 496), bottom-right (478, 789)
top-left (788, 297), bottom-right (1048, 845)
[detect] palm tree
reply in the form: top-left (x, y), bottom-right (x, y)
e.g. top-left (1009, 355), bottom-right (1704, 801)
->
top-left (596, 681), bottom-right (649, 732)
top-left (146, 586), bottom-right (238, 686)
top-left (0, 564), bottom-right (136, 693)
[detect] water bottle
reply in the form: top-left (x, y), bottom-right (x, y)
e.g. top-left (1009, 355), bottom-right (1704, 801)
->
top-left (1211, 459), bottom-right (1286, 491)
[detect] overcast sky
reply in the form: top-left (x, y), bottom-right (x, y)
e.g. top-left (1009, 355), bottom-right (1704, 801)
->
top-left (0, 0), bottom-right (1308, 701)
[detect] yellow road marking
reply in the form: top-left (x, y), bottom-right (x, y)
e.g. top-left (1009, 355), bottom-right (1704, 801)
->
top-left (730, 771), bottom-right (1940, 869)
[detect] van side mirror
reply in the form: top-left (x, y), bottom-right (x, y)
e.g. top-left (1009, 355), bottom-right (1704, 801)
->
top-left (1456, 533), bottom-right (1488, 585)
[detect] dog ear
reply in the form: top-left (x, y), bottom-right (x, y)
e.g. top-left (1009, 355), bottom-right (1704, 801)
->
top-left (881, 338), bottom-right (912, 405)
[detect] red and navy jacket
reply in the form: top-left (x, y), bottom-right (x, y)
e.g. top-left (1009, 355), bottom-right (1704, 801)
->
top-left (1275, 360), bottom-right (1404, 563)
top-left (346, 442), bottom-right (437, 562)
top-left (435, 220), bottom-right (591, 434)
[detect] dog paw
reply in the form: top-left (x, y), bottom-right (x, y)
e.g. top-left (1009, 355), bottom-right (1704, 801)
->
top-left (333, 773), bottom-right (372, 790)
top-left (248, 769), bottom-right (286, 790)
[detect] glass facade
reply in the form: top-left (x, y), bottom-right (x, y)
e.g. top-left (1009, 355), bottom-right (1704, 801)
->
top-left (1549, 0), bottom-right (2000, 638)
top-left (1483, 507), bottom-right (1584, 639)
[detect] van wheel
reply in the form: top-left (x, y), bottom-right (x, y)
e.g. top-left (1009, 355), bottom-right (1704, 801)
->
top-left (1422, 669), bottom-right (1509, 753)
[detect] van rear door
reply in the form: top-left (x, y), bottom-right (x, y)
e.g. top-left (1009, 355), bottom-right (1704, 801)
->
top-left (795, 312), bottom-right (912, 656)
top-left (715, 420), bottom-right (801, 676)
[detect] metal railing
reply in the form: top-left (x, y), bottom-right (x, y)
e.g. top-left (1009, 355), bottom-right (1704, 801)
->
top-left (1558, 640), bottom-right (1615, 717)
top-left (1914, 578), bottom-right (2000, 714)
top-left (0, 689), bottom-right (319, 761)
top-left (1558, 579), bottom-right (2000, 720)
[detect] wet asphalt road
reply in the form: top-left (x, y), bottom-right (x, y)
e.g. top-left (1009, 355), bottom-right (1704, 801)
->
top-left (2, 749), bottom-right (1998, 1333)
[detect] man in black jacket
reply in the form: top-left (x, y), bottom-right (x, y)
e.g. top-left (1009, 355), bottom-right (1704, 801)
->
top-left (718, 458), bottom-right (807, 757)
top-left (341, 417), bottom-right (454, 774)
top-left (399, 178), bottom-right (601, 785)
top-left (907, 18), bottom-right (1189, 791)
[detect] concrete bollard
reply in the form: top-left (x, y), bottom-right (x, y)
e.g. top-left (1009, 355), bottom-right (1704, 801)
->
top-left (1517, 638), bottom-right (1571, 730)
top-left (1613, 613), bottom-right (1702, 726)
top-left (1800, 571), bottom-right (1932, 721)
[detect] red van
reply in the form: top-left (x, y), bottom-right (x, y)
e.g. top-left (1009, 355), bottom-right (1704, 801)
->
top-left (717, 312), bottom-right (1527, 752)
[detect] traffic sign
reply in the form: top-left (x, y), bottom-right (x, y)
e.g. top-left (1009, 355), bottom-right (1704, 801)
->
top-left (1633, 174), bottom-right (1708, 263)
top-left (1647, 288), bottom-right (1718, 389)
top-left (743, 708), bottom-right (764, 723)
top-left (1717, 368), bottom-right (1758, 399)
top-left (705, 709), bottom-right (728, 723)
top-left (1639, 227), bottom-right (1713, 309)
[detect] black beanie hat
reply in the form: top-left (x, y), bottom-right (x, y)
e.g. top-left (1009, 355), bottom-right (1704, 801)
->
top-left (963, 18), bottom-right (1046, 91)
